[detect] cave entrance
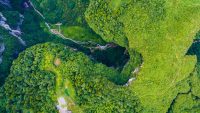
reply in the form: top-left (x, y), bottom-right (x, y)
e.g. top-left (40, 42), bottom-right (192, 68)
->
top-left (89, 43), bottom-right (129, 71)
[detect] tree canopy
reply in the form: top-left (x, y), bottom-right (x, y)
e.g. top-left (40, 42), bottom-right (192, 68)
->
top-left (1, 0), bottom-right (200, 113)
top-left (86, 0), bottom-right (200, 112)
top-left (1, 43), bottom-right (141, 113)
top-left (31, 0), bottom-right (89, 26)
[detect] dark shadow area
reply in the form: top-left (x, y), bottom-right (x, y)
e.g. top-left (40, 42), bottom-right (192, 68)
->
top-left (187, 40), bottom-right (200, 62)
top-left (90, 43), bottom-right (129, 70)
top-left (187, 39), bottom-right (200, 78)
top-left (187, 31), bottom-right (200, 59)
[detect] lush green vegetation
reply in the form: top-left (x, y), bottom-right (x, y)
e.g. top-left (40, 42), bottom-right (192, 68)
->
top-left (168, 68), bottom-right (200, 113)
top-left (170, 93), bottom-right (200, 113)
top-left (122, 1), bottom-right (200, 112)
top-left (1, 43), bottom-right (141, 112)
top-left (85, 0), bottom-right (129, 47)
top-left (0, 2), bottom-right (128, 87)
top-left (85, 0), bottom-right (142, 79)
top-left (1, 0), bottom-right (200, 113)
top-left (30, 0), bottom-right (106, 44)
top-left (0, 87), bottom-right (6, 113)
top-left (60, 26), bottom-right (105, 44)
top-left (31, 0), bottom-right (89, 26)
top-left (86, 0), bottom-right (200, 112)
top-left (121, 1), bottom-right (200, 112)
top-left (0, 28), bottom-right (23, 86)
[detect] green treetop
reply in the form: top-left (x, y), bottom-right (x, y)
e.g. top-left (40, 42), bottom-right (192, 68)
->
top-left (86, 0), bottom-right (200, 112)
top-left (2, 43), bottom-right (141, 113)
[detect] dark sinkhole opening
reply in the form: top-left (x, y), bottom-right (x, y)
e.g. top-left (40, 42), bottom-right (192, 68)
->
top-left (89, 43), bottom-right (130, 71)
top-left (186, 31), bottom-right (200, 78)
top-left (87, 43), bottom-right (130, 71)
top-left (187, 32), bottom-right (200, 63)
top-left (87, 43), bottom-right (143, 85)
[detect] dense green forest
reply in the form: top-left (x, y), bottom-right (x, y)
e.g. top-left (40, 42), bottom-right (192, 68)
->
top-left (1, 43), bottom-right (141, 112)
top-left (0, 0), bottom-right (200, 113)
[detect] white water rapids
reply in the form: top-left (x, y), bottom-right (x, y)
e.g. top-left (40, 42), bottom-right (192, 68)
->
top-left (0, 12), bottom-right (26, 46)
top-left (124, 62), bottom-right (144, 86)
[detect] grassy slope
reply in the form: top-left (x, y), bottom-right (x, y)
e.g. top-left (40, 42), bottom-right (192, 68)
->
top-left (31, 0), bottom-right (105, 44)
top-left (122, 0), bottom-right (200, 112)
top-left (60, 26), bottom-right (105, 44)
